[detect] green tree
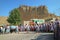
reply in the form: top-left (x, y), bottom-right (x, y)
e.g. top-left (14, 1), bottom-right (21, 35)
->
top-left (7, 8), bottom-right (21, 25)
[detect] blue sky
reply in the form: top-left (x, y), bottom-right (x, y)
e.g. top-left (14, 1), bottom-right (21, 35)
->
top-left (0, 0), bottom-right (60, 16)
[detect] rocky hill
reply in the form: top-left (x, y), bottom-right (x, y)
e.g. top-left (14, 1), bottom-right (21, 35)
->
top-left (18, 5), bottom-right (57, 23)
top-left (0, 5), bottom-right (59, 25)
top-left (0, 16), bottom-right (9, 25)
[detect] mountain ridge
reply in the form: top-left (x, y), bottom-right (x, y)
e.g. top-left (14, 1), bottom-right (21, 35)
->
top-left (0, 5), bottom-right (60, 25)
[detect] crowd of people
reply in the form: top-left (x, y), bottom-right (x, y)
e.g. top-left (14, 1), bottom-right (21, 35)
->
top-left (0, 19), bottom-right (60, 34)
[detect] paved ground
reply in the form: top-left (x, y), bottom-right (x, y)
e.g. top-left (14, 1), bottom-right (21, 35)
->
top-left (32, 33), bottom-right (54, 40)
top-left (0, 32), bottom-right (54, 40)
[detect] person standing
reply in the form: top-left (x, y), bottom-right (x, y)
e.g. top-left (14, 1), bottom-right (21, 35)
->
top-left (6, 25), bottom-right (10, 33)
top-left (2, 27), bottom-right (5, 34)
top-left (54, 18), bottom-right (60, 40)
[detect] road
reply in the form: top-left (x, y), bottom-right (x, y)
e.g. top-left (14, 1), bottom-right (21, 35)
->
top-left (32, 33), bottom-right (54, 40)
top-left (0, 32), bottom-right (54, 40)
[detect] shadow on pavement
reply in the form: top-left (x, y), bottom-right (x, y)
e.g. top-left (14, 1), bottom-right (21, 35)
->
top-left (31, 33), bottom-right (54, 40)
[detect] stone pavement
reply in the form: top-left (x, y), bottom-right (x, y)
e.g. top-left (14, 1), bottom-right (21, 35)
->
top-left (0, 32), bottom-right (54, 40)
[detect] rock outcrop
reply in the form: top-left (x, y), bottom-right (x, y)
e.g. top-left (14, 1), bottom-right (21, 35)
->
top-left (18, 5), bottom-right (57, 23)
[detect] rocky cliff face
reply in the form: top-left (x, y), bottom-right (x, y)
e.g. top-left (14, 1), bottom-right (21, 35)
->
top-left (18, 5), bottom-right (57, 22)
